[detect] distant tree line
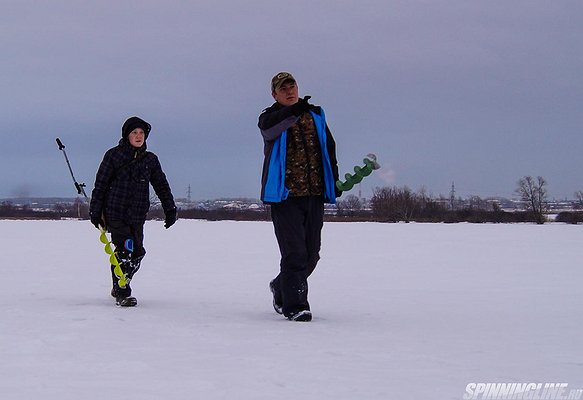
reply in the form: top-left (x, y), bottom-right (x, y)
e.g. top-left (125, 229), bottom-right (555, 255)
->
top-left (148, 206), bottom-right (271, 222)
top-left (332, 175), bottom-right (580, 224)
top-left (558, 190), bottom-right (583, 224)
top-left (3, 175), bottom-right (582, 224)
top-left (0, 201), bottom-right (62, 219)
top-left (332, 185), bottom-right (543, 224)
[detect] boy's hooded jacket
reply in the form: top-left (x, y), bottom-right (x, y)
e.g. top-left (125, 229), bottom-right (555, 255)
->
top-left (258, 102), bottom-right (340, 204)
top-left (90, 117), bottom-right (175, 224)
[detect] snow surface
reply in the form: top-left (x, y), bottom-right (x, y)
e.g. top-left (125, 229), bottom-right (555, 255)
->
top-left (1, 220), bottom-right (582, 399)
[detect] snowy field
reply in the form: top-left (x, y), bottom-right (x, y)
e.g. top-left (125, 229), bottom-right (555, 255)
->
top-left (1, 220), bottom-right (582, 399)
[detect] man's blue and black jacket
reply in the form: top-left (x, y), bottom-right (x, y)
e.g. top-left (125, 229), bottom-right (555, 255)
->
top-left (258, 101), bottom-right (340, 204)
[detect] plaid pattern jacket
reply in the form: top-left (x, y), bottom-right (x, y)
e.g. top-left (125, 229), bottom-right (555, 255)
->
top-left (90, 139), bottom-right (175, 224)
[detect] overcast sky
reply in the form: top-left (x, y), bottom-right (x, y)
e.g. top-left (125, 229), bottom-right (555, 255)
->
top-left (2, 0), bottom-right (582, 201)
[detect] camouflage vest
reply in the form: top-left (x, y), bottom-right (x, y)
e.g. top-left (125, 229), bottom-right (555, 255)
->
top-left (285, 112), bottom-right (324, 196)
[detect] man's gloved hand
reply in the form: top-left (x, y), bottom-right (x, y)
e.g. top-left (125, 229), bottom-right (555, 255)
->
top-left (164, 208), bottom-right (177, 229)
top-left (90, 212), bottom-right (105, 230)
top-left (291, 95), bottom-right (312, 116)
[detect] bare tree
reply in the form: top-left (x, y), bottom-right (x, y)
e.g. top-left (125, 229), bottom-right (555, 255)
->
top-left (516, 176), bottom-right (548, 224)
top-left (370, 186), bottom-right (419, 222)
top-left (394, 186), bottom-right (418, 222)
top-left (467, 195), bottom-right (491, 211)
top-left (371, 186), bottom-right (397, 221)
top-left (336, 194), bottom-right (362, 216)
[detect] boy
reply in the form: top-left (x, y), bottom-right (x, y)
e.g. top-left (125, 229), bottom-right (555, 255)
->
top-left (90, 116), bottom-right (177, 306)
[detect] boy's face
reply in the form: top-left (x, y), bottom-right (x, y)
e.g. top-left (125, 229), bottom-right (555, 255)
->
top-left (272, 80), bottom-right (299, 107)
top-left (128, 128), bottom-right (145, 148)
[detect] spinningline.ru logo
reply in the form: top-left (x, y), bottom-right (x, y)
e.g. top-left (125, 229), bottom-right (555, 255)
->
top-left (463, 383), bottom-right (583, 400)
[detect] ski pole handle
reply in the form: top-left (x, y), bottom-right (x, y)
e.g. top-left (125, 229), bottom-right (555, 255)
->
top-left (55, 137), bottom-right (89, 199)
top-left (75, 182), bottom-right (87, 196)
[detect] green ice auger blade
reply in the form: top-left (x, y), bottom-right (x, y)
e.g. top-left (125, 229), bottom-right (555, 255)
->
top-left (336, 180), bottom-right (353, 191)
top-left (335, 153), bottom-right (381, 192)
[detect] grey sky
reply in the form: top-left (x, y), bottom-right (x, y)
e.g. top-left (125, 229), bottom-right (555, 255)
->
top-left (2, 1), bottom-right (582, 200)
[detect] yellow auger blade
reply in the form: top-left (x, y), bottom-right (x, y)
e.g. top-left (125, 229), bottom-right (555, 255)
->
top-left (99, 230), bottom-right (109, 244)
top-left (99, 229), bottom-right (128, 288)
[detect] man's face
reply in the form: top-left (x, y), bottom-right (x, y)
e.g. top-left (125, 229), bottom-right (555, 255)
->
top-left (272, 80), bottom-right (299, 106)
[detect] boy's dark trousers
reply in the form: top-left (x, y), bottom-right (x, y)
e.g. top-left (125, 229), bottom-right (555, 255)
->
top-left (108, 220), bottom-right (146, 297)
top-left (270, 196), bottom-right (324, 317)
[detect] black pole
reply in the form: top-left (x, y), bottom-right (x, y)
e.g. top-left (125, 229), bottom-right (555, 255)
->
top-left (55, 138), bottom-right (88, 200)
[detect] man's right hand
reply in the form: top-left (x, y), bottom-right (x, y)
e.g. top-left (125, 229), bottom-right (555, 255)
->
top-left (291, 95), bottom-right (312, 116)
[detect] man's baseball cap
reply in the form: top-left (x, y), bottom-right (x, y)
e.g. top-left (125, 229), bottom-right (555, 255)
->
top-left (271, 72), bottom-right (296, 92)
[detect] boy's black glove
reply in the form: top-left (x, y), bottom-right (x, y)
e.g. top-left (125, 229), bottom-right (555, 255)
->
top-left (164, 208), bottom-right (177, 229)
top-left (291, 95), bottom-right (312, 116)
top-left (90, 212), bottom-right (105, 230)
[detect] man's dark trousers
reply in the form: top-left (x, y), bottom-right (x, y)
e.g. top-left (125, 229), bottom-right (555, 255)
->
top-left (270, 195), bottom-right (324, 317)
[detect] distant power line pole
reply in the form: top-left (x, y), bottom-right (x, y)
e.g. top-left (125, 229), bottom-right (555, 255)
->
top-left (187, 185), bottom-right (192, 203)
top-left (450, 182), bottom-right (456, 210)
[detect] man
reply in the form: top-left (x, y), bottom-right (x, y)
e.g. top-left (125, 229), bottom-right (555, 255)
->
top-left (258, 72), bottom-right (341, 321)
